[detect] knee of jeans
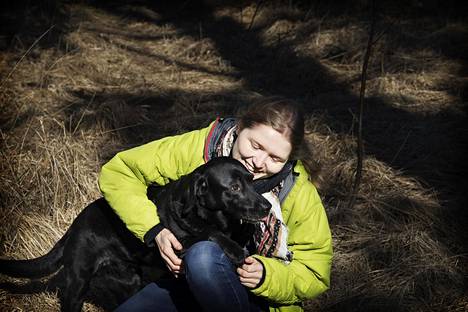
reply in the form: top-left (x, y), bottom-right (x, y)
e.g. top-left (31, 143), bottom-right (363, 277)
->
top-left (184, 241), bottom-right (226, 278)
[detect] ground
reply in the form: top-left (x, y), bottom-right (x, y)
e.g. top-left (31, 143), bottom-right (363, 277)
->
top-left (1, 1), bottom-right (467, 311)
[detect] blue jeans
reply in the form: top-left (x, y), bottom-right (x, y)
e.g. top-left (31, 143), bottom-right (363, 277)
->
top-left (114, 241), bottom-right (267, 312)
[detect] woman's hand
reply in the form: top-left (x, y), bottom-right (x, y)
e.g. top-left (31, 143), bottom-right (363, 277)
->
top-left (155, 228), bottom-right (183, 276)
top-left (237, 256), bottom-right (264, 288)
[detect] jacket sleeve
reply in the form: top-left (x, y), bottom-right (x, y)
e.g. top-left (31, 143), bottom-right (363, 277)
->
top-left (251, 180), bottom-right (333, 305)
top-left (98, 124), bottom-right (211, 242)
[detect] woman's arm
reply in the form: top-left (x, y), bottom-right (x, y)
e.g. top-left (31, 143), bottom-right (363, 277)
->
top-left (98, 124), bottom-right (212, 242)
top-left (250, 179), bottom-right (333, 304)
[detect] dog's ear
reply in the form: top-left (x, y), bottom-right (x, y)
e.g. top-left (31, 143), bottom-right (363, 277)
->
top-left (193, 174), bottom-right (208, 208)
top-left (194, 175), bottom-right (208, 197)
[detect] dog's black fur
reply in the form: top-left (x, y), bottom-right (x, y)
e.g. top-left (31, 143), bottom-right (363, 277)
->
top-left (0, 157), bottom-right (271, 312)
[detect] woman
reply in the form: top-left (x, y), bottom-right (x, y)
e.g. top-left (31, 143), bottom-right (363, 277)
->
top-left (99, 97), bottom-right (332, 312)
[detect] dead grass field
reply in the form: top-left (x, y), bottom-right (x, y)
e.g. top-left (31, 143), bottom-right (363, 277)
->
top-left (1, 1), bottom-right (467, 311)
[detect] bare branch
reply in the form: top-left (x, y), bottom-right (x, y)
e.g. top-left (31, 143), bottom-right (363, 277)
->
top-left (247, 0), bottom-right (264, 31)
top-left (346, 1), bottom-right (377, 211)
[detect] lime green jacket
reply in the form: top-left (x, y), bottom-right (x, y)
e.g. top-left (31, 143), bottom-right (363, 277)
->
top-left (98, 120), bottom-right (333, 312)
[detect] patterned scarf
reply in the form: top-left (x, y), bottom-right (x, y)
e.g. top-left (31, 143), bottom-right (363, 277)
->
top-left (208, 119), bottom-right (293, 263)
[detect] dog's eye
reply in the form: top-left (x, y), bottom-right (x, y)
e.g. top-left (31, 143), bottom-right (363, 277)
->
top-left (231, 184), bottom-right (241, 192)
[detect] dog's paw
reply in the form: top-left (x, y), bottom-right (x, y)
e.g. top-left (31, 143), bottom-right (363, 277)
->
top-left (228, 252), bottom-right (246, 267)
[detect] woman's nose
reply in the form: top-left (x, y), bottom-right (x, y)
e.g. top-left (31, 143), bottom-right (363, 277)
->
top-left (253, 152), bottom-right (268, 168)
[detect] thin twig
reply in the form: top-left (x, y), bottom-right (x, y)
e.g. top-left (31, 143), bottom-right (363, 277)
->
top-left (247, 0), bottom-right (264, 31)
top-left (0, 25), bottom-right (55, 88)
top-left (72, 92), bottom-right (96, 135)
top-left (100, 124), bottom-right (142, 134)
top-left (346, 1), bottom-right (377, 211)
top-left (391, 130), bottom-right (411, 165)
top-left (371, 19), bottom-right (398, 46)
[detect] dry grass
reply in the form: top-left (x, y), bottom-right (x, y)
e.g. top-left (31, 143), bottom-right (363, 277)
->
top-left (1, 1), bottom-right (467, 311)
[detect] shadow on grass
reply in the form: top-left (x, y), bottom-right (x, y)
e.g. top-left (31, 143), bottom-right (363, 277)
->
top-left (1, 1), bottom-right (467, 310)
top-left (0, 1), bottom-right (76, 52)
top-left (104, 2), bottom-right (468, 303)
top-left (61, 0), bottom-right (468, 250)
top-left (98, 0), bottom-right (468, 218)
top-left (62, 87), bottom-right (250, 156)
top-left (319, 295), bottom-right (406, 312)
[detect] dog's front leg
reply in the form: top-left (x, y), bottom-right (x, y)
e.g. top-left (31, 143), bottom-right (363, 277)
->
top-left (208, 233), bottom-right (246, 267)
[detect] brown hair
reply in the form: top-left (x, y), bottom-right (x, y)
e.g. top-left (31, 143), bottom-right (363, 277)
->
top-left (238, 96), bottom-right (321, 185)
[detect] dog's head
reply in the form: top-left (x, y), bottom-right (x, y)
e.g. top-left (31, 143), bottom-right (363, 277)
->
top-left (193, 157), bottom-right (271, 222)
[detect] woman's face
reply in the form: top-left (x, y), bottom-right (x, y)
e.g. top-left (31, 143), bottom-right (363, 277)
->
top-left (232, 124), bottom-right (292, 180)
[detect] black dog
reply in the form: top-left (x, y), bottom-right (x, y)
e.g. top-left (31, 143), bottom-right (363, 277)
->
top-left (0, 157), bottom-right (271, 312)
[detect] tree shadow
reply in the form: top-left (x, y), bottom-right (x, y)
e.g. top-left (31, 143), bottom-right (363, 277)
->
top-left (89, 29), bottom-right (241, 79)
top-left (61, 87), bottom-right (251, 161)
top-left (78, 1), bottom-right (468, 240)
top-left (124, 0), bottom-right (467, 194)
top-left (318, 294), bottom-right (407, 312)
top-left (0, 1), bottom-right (77, 52)
top-left (2, 1), bottom-right (467, 310)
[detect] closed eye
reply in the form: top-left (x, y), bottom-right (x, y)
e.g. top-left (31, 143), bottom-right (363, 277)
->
top-left (251, 140), bottom-right (261, 150)
top-left (271, 156), bottom-right (286, 163)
